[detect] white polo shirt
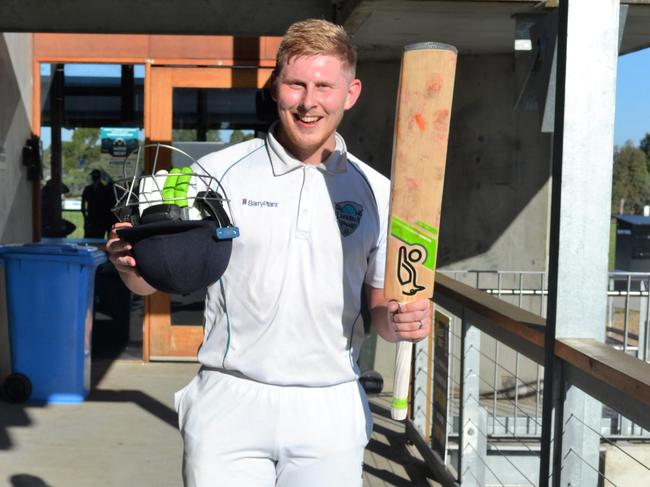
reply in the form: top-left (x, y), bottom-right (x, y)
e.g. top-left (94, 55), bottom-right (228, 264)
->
top-left (192, 126), bottom-right (390, 386)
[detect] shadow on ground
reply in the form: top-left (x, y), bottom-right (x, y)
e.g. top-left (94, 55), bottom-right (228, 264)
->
top-left (9, 474), bottom-right (53, 487)
top-left (86, 388), bottom-right (178, 429)
top-left (364, 400), bottom-right (437, 486)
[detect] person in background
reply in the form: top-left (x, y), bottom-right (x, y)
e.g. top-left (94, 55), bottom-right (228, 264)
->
top-left (81, 168), bottom-right (114, 238)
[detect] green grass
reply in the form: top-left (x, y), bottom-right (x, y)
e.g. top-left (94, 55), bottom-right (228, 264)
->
top-left (609, 219), bottom-right (616, 271)
top-left (62, 210), bottom-right (84, 239)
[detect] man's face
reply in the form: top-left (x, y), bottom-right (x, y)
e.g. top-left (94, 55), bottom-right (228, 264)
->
top-left (272, 54), bottom-right (361, 163)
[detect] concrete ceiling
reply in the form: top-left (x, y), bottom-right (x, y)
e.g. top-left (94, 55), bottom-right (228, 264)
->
top-left (346, 0), bottom-right (543, 58)
top-left (0, 0), bottom-right (649, 58)
top-left (2, 0), bottom-right (332, 36)
top-left (347, 1), bottom-right (650, 58)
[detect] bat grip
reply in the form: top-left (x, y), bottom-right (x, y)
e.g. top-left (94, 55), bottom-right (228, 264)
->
top-left (391, 340), bottom-right (413, 420)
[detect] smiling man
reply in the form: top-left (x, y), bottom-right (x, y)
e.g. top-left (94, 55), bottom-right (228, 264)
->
top-left (107, 18), bottom-right (430, 487)
top-left (272, 27), bottom-right (361, 164)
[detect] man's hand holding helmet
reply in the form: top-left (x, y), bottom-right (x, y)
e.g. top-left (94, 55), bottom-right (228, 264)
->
top-left (107, 222), bottom-right (137, 274)
top-left (107, 222), bottom-right (157, 295)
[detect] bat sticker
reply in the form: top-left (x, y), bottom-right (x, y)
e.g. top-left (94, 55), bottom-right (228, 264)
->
top-left (390, 216), bottom-right (438, 271)
top-left (397, 245), bottom-right (426, 296)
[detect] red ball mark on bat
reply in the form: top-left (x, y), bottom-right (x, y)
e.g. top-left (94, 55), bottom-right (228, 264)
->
top-left (406, 177), bottom-right (420, 190)
top-left (433, 109), bottom-right (450, 143)
top-left (414, 114), bottom-right (426, 133)
top-left (426, 75), bottom-right (444, 97)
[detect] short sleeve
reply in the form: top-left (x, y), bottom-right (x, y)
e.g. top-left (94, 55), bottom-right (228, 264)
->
top-left (365, 184), bottom-right (390, 289)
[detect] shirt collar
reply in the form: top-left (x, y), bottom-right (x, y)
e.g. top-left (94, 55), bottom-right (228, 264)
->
top-left (266, 121), bottom-right (348, 176)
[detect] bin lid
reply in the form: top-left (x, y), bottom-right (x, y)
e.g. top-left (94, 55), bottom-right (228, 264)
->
top-left (0, 243), bottom-right (107, 266)
top-left (616, 215), bottom-right (650, 227)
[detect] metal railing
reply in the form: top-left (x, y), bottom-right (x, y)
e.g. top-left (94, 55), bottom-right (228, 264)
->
top-left (407, 272), bottom-right (650, 486)
top-left (444, 270), bottom-right (650, 365)
top-left (437, 270), bottom-right (650, 441)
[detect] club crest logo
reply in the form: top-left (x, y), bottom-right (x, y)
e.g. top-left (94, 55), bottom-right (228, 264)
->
top-left (335, 201), bottom-right (364, 237)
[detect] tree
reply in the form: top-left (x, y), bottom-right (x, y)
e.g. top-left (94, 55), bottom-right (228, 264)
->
top-left (172, 129), bottom-right (198, 142)
top-left (229, 129), bottom-right (254, 144)
top-left (612, 141), bottom-right (650, 214)
top-left (172, 129), bottom-right (224, 143)
top-left (61, 128), bottom-right (102, 197)
top-left (640, 132), bottom-right (650, 163)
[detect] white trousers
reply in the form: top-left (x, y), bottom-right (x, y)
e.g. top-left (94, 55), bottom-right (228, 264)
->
top-left (175, 368), bottom-right (373, 487)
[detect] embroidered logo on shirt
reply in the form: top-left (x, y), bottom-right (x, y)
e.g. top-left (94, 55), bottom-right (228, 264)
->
top-left (335, 201), bottom-right (364, 236)
top-left (242, 198), bottom-right (279, 208)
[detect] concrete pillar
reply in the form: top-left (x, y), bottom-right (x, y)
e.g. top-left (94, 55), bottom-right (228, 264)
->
top-left (541, 1), bottom-right (621, 486)
top-left (0, 33), bottom-right (34, 382)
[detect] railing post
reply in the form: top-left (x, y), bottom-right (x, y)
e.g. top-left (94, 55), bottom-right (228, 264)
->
top-left (460, 315), bottom-right (485, 486)
top-left (412, 330), bottom-right (431, 438)
top-left (639, 277), bottom-right (649, 362)
top-left (540, 0), bottom-right (622, 486)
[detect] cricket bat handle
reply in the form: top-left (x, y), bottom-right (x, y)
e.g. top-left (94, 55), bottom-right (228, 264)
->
top-left (392, 339), bottom-right (413, 420)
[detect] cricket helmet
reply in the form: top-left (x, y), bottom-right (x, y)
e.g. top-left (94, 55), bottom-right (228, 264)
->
top-left (112, 144), bottom-right (239, 295)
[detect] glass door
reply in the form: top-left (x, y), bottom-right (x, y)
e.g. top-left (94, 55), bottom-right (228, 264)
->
top-left (144, 65), bottom-right (274, 361)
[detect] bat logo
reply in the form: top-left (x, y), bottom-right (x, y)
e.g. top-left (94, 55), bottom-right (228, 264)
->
top-left (397, 245), bottom-right (426, 296)
top-left (390, 216), bottom-right (438, 297)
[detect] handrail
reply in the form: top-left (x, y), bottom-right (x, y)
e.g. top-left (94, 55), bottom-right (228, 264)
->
top-left (436, 272), bottom-right (546, 345)
top-left (432, 271), bottom-right (650, 430)
top-left (435, 272), bottom-right (545, 363)
top-left (556, 338), bottom-right (650, 431)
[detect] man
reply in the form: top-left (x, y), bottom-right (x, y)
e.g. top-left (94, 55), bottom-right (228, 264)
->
top-left (81, 168), bottom-right (113, 238)
top-left (107, 18), bottom-right (430, 487)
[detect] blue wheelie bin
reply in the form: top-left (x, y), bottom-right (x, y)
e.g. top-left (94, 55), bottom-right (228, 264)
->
top-left (0, 243), bottom-right (106, 403)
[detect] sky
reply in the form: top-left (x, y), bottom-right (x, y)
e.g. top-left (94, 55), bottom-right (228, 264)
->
top-left (614, 47), bottom-right (650, 147)
top-left (40, 50), bottom-right (650, 149)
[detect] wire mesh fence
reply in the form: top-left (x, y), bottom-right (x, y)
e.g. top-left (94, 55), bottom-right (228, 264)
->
top-left (441, 270), bottom-right (650, 440)
top-left (408, 270), bottom-right (650, 486)
top-left (560, 399), bottom-right (650, 486)
top-left (411, 303), bottom-right (545, 486)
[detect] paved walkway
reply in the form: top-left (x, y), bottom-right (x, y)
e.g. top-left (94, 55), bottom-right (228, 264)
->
top-left (0, 360), bottom-right (436, 486)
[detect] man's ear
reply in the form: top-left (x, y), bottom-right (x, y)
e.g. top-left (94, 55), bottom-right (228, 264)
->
top-left (344, 79), bottom-right (362, 111)
top-left (270, 71), bottom-right (279, 102)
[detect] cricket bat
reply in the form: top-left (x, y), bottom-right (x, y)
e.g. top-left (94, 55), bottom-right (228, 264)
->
top-left (385, 42), bottom-right (457, 421)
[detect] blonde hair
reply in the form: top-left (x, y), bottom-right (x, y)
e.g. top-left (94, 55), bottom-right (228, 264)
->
top-left (275, 19), bottom-right (357, 79)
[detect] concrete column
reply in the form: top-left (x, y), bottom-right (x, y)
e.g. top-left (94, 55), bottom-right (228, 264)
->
top-left (541, 1), bottom-right (621, 486)
top-left (0, 33), bottom-right (34, 381)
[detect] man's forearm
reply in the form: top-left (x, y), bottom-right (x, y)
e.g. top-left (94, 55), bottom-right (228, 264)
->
top-left (366, 285), bottom-right (399, 342)
top-left (117, 270), bottom-right (157, 296)
top-left (370, 304), bottom-right (399, 343)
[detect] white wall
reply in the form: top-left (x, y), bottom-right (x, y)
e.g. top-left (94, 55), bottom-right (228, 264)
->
top-left (0, 33), bottom-right (33, 243)
top-left (0, 32), bottom-right (33, 381)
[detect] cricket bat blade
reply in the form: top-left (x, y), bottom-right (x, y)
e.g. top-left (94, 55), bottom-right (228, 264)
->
top-left (385, 42), bottom-right (457, 421)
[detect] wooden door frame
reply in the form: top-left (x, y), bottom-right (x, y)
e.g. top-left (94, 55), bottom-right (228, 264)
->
top-left (143, 65), bottom-right (273, 361)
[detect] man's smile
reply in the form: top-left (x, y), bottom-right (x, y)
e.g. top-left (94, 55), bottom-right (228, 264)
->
top-left (295, 113), bottom-right (322, 126)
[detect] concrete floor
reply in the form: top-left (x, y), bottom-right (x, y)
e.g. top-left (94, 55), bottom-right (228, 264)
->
top-left (0, 359), bottom-right (437, 487)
